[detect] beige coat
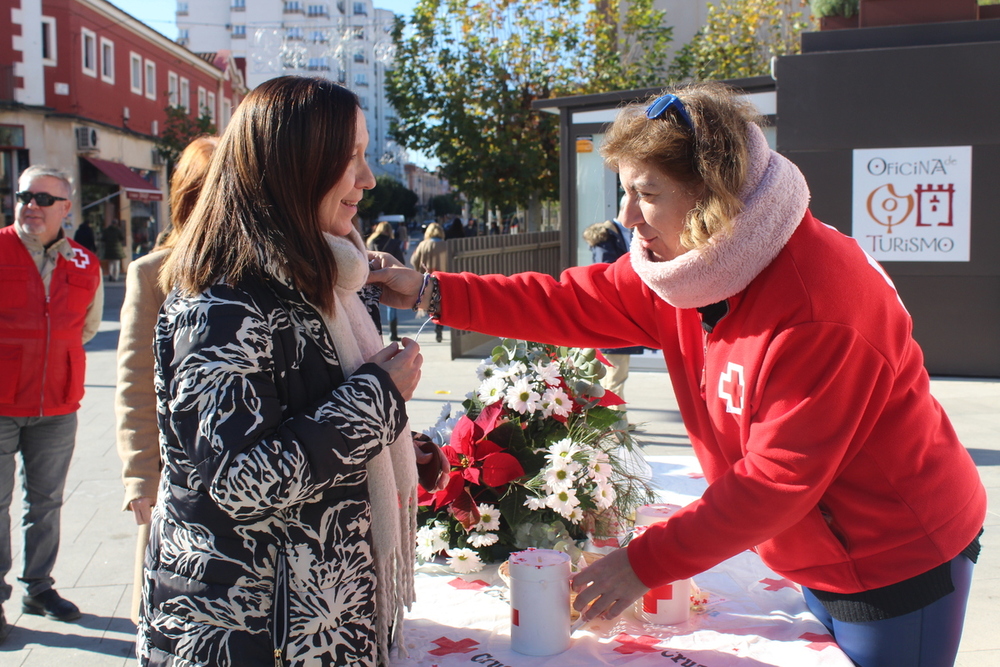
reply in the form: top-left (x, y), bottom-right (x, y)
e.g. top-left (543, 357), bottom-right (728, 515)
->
top-left (115, 250), bottom-right (169, 510)
top-left (409, 237), bottom-right (448, 274)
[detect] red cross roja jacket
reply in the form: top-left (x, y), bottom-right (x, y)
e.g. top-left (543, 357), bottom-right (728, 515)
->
top-left (0, 225), bottom-right (101, 417)
top-left (433, 211), bottom-right (986, 595)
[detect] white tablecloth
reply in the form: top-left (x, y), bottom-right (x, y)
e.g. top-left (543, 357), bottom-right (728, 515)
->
top-left (392, 456), bottom-right (853, 667)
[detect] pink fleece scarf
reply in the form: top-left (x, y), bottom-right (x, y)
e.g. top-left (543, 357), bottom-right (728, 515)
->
top-left (630, 123), bottom-right (810, 309)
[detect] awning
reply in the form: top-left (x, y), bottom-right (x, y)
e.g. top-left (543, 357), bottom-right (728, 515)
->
top-left (83, 157), bottom-right (163, 202)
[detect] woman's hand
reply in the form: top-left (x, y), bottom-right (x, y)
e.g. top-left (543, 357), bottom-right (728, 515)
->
top-left (368, 250), bottom-right (403, 270)
top-left (367, 263), bottom-right (426, 310)
top-left (412, 432), bottom-right (451, 493)
top-left (571, 547), bottom-right (649, 623)
top-left (130, 497), bottom-right (153, 525)
top-left (368, 338), bottom-right (422, 401)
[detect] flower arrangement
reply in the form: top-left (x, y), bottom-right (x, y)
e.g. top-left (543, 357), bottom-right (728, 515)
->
top-left (416, 339), bottom-right (657, 573)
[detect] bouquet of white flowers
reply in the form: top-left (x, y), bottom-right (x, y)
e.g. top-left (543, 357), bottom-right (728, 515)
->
top-left (416, 339), bottom-right (656, 573)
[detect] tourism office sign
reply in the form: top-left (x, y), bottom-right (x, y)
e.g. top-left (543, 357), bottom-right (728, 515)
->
top-left (852, 145), bottom-right (972, 262)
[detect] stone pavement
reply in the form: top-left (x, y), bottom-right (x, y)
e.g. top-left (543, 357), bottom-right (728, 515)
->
top-left (1, 281), bottom-right (997, 666)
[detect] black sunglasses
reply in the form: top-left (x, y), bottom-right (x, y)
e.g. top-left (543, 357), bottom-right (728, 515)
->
top-left (645, 94), bottom-right (695, 131)
top-left (16, 191), bottom-right (68, 207)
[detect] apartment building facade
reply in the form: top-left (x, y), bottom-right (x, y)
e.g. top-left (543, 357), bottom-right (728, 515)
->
top-left (1, 0), bottom-right (246, 261)
top-left (177, 0), bottom-right (404, 181)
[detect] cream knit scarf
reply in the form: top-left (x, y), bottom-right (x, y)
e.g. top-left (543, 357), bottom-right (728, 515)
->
top-left (322, 228), bottom-right (418, 666)
top-left (631, 122), bottom-right (811, 309)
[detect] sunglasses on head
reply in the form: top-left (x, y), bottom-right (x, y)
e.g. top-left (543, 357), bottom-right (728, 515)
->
top-left (645, 94), bottom-right (694, 131)
top-left (15, 191), bottom-right (68, 207)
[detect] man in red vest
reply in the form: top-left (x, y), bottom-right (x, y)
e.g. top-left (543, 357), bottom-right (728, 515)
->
top-left (0, 166), bottom-right (102, 639)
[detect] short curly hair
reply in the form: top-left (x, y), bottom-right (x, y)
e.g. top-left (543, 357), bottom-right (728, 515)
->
top-left (601, 82), bottom-right (762, 252)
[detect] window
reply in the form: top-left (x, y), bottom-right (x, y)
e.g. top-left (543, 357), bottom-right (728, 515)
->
top-left (177, 2), bottom-right (189, 15)
top-left (130, 52), bottom-right (143, 94)
top-left (286, 27), bottom-right (304, 41)
top-left (336, 68), bottom-right (346, 83)
top-left (81, 28), bottom-right (97, 77)
top-left (311, 30), bottom-right (328, 43)
top-left (307, 57), bottom-right (330, 71)
top-left (41, 17), bottom-right (57, 66)
top-left (232, 24), bottom-right (246, 39)
top-left (353, 27), bottom-right (364, 40)
top-left (206, 92), bottom-right (216, 123)
top-left (221, 96), bottom-right (232, 129)
top-left (177, 28), bottom-right (189, 46)
top-left (358, 95), bottom-right (368, 110)
top-left (307, 4), bottom-right (329, 17)
top-left (231, 0), bottom-right (246, 10)
top-left (180, 77), bottom-right (190, 112)
top-left (283, 1), bottom-right (304, 13)
top-left (151, 120), bottom-right (158, 136)
top-left (353, 2), bottom-right (367, 16)
top-left (197, 87), bottom-right (206, 116)
top-left (354, 72), bottom-right (367, 86)
top-left (145, 60), bottom-right (156, 100)
top-left (353, 48), bottom-right (366, 63)
top-left (100, 38), bottom-right (114, 83)
top-left (168, 72), bottom-right (178, 106)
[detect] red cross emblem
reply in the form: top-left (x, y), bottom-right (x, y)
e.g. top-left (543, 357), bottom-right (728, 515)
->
top-left (642, 583), bottom-right (674, 613)
top-left (800, 632), bottom-right (838, 652)
top-left (70, 248), bottom-right (91, 269)
top-left (612, 633), bottom-right (662, 654)
top-left (760, 577), bottom-right (799, 592)
top-left (448, 577), bottom-right (489, 591)
top-left (428, 636), bottom-right (480, 656)
top-left (718, 362), bottom-right (744, 415)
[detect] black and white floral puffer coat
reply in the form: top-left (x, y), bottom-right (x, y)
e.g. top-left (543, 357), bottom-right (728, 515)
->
top-left (138, 274), bottom-right (406, 667)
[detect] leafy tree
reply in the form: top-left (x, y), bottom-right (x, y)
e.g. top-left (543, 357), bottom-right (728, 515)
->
top-left (386, 0), bottom-right (673, 217)
top-left (155, 105), bottom-right (216, 172)
top-left (361, 175), bottom-right (419, 221)
top-left (670, 0), bottom-right (812, 82)
top-left (430, 192), bottom-right (463, 218)
top-left (809, 0), bottom-right (857, 17)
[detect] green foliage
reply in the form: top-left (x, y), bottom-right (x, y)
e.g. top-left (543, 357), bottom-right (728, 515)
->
top-left (386, 0), bottom-right (673, 213)
top-left (361, 175), bottom-right (418, 221)
top-left (430, 192), bottom-right (463, 217)
top-left (671, 0), bottom-right (812, 82)
top-left (809, 0), bottom-right (857, 18)
top-left (155, 106), bottom-right (215, 171)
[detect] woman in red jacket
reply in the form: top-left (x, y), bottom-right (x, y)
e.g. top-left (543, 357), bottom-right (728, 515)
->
top-left (371, 82), bottom-right (985, 667)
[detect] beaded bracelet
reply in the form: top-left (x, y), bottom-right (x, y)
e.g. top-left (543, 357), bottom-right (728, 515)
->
top-left (426, 274), bottom-right (442, 319)
top-left (413, 272), bottom-right (431, 312)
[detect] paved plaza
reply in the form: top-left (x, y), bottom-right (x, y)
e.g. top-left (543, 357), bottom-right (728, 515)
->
top-left (0, 282), bottom-right (997, 666)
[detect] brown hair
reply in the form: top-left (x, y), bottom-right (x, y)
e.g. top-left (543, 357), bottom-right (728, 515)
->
top-left (365, 221), bottom-right (394, 249)
top-left (602, 82), bottom-right (761, 251)
top-left (160, 136), bottom-right (218, 250)
top-left (161, 76), bottom-right (360, 314)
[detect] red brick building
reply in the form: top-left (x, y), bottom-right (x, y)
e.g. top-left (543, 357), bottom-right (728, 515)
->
top-left (1, 0), bottom-right (246, 264)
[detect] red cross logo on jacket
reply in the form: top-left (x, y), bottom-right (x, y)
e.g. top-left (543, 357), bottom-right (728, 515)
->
top-left (70, 247), bottom-right (91, 269)
top-left (718, 362), bottom-right (744, 415)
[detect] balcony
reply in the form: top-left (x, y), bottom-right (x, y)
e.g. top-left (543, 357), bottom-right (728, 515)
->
top-left (283, 1), bottom-right (304, 14)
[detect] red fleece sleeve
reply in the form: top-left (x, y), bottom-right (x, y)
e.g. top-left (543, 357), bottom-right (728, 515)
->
top-left (628, 322), bottom-right (895, 588)
top-left (434, 261), bottom-right (667, 350)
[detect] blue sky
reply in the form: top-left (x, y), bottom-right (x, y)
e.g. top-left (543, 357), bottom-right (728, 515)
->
top-left (107, 0), bottom-right (420, 41)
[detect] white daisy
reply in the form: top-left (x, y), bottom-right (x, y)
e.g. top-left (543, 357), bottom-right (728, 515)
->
top-left (565, 506), bottom-right (585, 524)
top-left (547, 488), bottom-right (581, 517)
top-left (541, 387), bottom-right (572, 418)
top-left (594, 481), bottom-right (617, 511)
top-left (476, 360), bottom-right (499, 382)
top-left (497, 360), bottom-right (528, 379)
top-left (543, 461), bottom-right (580, 493)
top-left (524, 495), bottom-right (547, 510)
top-left (547, 438), bottom-right (580, 463)
top-left (476, 376), bottom-right (507, 406)
top-left (532, 360), bottom-right (562, 386)
top-left (468, 531), bottom-right (499, 548)
top-left (588, 451), bottom-right (612, 482)
top-left (475, 504), bottom-right (501, 531)
top-left (506, 378), bottom-right (541, 414)
top-left (415, 523), bottom-right (449, 561)
top-left (448, 547), bottom-right (484, 574)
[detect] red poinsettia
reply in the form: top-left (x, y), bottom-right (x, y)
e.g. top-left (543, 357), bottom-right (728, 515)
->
top-left (418, 402), bottom-right (525, 529)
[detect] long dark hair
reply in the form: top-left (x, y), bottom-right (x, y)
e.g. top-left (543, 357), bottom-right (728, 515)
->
top-left (161, 76), bottom-right (360, 313)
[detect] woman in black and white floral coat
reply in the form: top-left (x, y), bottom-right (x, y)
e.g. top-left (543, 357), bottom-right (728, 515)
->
top-left (138, 77), bottom-right (441, 667)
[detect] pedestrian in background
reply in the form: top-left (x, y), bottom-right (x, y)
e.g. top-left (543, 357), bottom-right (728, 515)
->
top-left (100, 218), bottom-right (126, 281)
top-left (114, 135), bottom-right (217, 623)
top-left (582, 199), bottom-right (645, 403)
top-left (140, 76), bottom-right (439, 667)
top-left (366, 220), bottom-right (405, 341)
top-left (409, 222), bottom-right (448, 343)
top-left (0, 165), bottom-right (103, 635)
top-left (72, 219), bottom-right (97, 254)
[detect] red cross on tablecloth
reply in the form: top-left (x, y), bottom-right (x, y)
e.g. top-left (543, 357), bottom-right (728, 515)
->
top-left (429, 636), bottom-right (480, 656)
top-left (760, 577), bottom-right (799, 592)
top-left (448, 577), bottom-right (489, 591)
top-left (800, 632), bottom-right (838, 651)
top-left (612, 633), bottom-right (662, 654)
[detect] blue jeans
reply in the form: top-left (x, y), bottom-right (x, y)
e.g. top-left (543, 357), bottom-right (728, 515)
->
top-left (804, 554), bottom-right (974, 667)
top-left (0, 413), bottom-right (77, 602)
